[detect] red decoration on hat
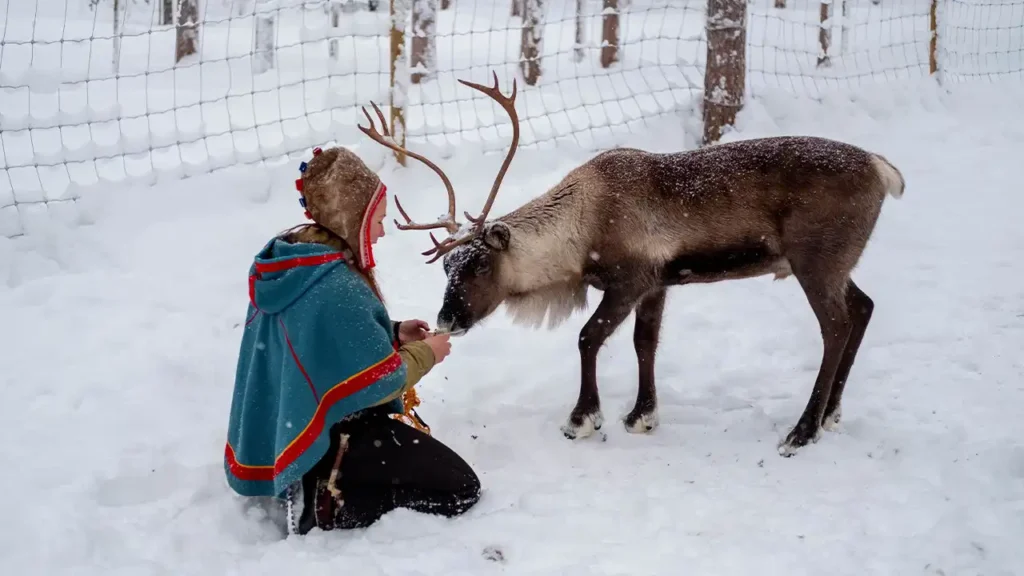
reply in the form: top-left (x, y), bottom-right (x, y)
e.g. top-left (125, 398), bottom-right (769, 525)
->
top-left (312, 147), bottom-right (322, 156)
top-left (294, 178), bottom-right (304, 192)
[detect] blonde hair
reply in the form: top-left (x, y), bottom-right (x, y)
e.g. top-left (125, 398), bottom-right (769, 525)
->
top-left (278, 222), bottom-right (386, 305)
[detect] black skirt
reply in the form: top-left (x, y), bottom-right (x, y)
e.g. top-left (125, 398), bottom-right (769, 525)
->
top-left (289, 406), bottom-right (481, 534)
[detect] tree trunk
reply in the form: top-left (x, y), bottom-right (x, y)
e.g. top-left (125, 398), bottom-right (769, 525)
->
top-left (841, 0), bottom-right (848, 53)
top-left (175, 0), bottom-right (201, 63)
top-left (520, 0), bottom-right (542, 85)
top-left (573, 0), bottom-right (584, 62)
top-left (817, 1), bottom-right (831, 67)
top-left (929, 0), bottom-right (938, 76)
top-left (702, 0), bottom-right (746, 145)
top-left (113, 0), bottom-right (123, 73)
top-left (328, 2), bottom-right (341, 60)
top-left (600, 0), bottom-right (618, 68)
top-left (411, 0), bottom-right (437, 84)
top-left (253, 0), bottom-right (275, 73)
top-left (161, 0), bottom-right (174, 25)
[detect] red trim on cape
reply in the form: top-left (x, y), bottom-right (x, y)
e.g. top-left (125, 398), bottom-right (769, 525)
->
top-left (248, 274), bottom-right (258, 308)
top-left (248, 252), bottom-right (345, 310)
top-left (279, 317), bottom-right (321, 404)
top-left (225, 351), bottom-right (404, 482)
top-left (255, 252), bottom-right (344, 275)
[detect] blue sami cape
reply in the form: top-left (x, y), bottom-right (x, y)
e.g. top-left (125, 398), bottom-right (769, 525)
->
top-left (224, 238), bottom-right (406, 498)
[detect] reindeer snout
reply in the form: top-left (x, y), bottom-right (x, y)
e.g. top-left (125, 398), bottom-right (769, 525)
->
top-left (436, 313), bottom-right (455, 333)
top-left (436, 310), bottom-right (469, 337)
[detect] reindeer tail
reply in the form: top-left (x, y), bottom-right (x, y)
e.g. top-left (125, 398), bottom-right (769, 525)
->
top-left (871, 154), bottom-right (906, 200)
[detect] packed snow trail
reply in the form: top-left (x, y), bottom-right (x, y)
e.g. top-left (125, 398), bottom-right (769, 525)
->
top-left (1, 82), bottom-right (1023, 575)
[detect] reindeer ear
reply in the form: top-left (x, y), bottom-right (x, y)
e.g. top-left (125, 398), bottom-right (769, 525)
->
top-left (483, 222), bottom-right (511, 251)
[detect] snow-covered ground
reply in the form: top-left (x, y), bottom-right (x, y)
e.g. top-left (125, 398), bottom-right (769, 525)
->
top-left (2, 77), bottom-right (1023, 574)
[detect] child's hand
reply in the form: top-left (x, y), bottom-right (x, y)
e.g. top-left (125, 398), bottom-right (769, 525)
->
top-left (398, 319), bottom-right (430, 344)
top-left (423, 332), bottom-right (452, 364)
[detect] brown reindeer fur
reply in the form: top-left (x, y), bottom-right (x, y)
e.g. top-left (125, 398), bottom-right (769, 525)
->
top-left (433, 135), bottom-right (904, 456)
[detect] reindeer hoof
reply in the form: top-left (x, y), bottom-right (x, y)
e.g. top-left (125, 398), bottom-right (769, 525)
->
top-left (560, 411), bottom-right (604, 440)
top-left (623, 409), bottom-right (658, 434)
top-left (777, 422), bottom-right (821, 457)
top-left (821, 405), bottom-right (842, 432)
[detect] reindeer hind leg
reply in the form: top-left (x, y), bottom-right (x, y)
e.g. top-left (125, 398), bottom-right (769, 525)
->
top-left (822, 279), bottom-right (874, 431)
top-left (779, 261), bottom-right (854, 457)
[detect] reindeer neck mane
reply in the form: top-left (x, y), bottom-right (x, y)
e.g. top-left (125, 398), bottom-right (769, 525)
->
top-left (493, 180), bottom-right (590, 329)
top-left (500, 180), bottom-right (580, 231)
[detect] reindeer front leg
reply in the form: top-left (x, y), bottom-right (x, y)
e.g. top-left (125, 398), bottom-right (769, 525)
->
top-left (624, 288), bottom-right (666, 434)
top-left (562, 288), bottom-right (641, 440)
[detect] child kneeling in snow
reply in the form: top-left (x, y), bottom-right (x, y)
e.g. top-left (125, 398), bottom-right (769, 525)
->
top-left (223, 146), bottom-right (481, 535)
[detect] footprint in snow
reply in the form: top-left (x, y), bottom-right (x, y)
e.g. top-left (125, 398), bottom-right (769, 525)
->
top-left (482, 546), bottom-right (505, 563)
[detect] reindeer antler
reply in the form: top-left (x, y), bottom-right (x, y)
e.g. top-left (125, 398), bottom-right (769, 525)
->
top-left (457, 71), bottom-right (519, 228)
top-left (356, 102), bottom-right (459, 243)
top-left (357, 71), bottom-right (519, 263)
top-left (411, 72), bottom-right (520, 262)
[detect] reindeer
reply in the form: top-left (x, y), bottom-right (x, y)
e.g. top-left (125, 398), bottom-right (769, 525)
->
top-left (357, 71), bottom-right (905, 456)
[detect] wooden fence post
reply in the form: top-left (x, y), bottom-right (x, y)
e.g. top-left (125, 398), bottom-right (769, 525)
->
top-left (702, 0), bottom-right (746, 145)
top-left (390, 0), bottom-right (408, 165)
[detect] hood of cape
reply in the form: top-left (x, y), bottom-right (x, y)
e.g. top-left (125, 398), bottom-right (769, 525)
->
top-left (248, 238), bottom-right (347, 314)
